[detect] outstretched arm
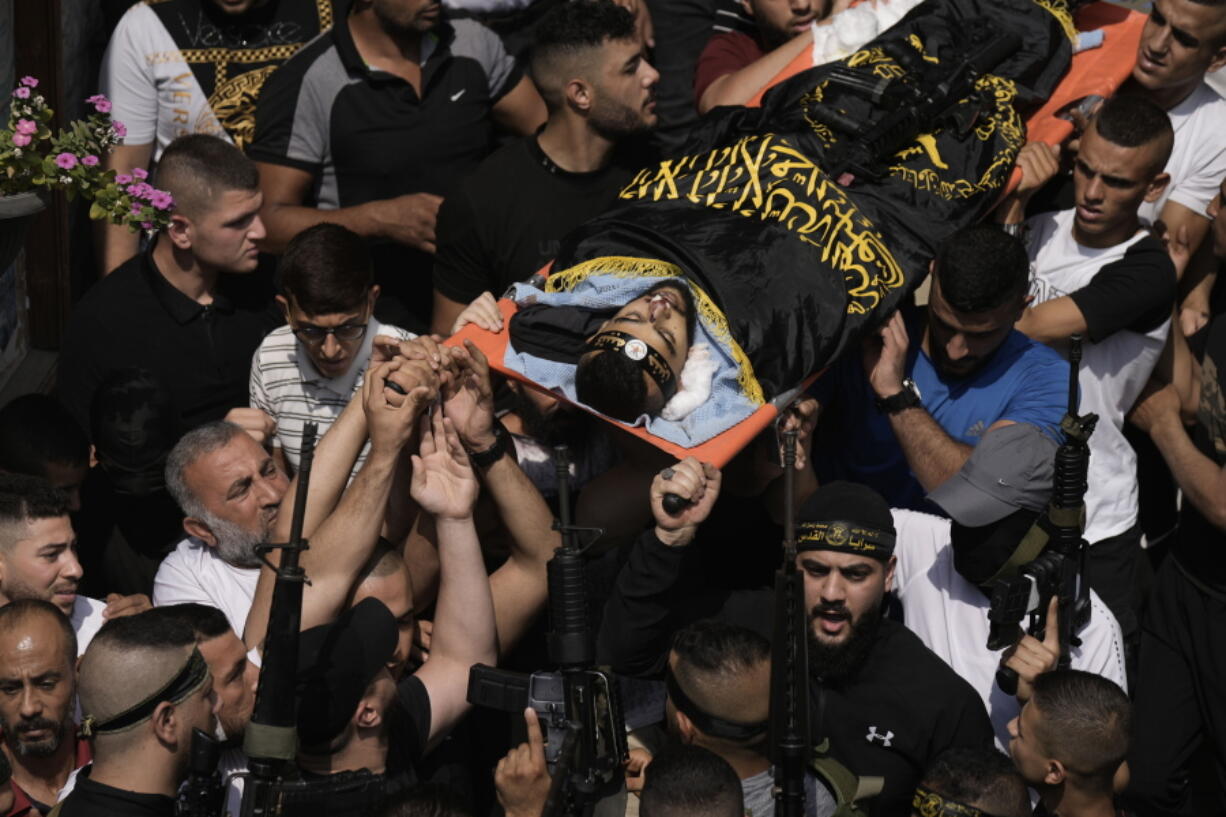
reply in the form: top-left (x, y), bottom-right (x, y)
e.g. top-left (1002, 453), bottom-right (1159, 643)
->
top-left (410, 408), bottom-right (497, 745)
top-left (443, 340), bottom-right (559, 655)
top-left (245, 359), bottom-right (438, 648)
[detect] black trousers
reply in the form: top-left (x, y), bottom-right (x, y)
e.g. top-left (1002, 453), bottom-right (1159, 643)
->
top-left (1127, 557), bottom-right (1226, 816)
top-left (1088, 522), bottom-right (1143, 642)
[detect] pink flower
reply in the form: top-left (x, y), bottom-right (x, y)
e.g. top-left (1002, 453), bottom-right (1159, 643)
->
top-left (13, 87), bottom-right (29, 99)
top-left (93, 99), bottom-right (111, 114)
top-left (15, 119), bottom-right (36, 136)
top-left (11, 133), bottom-right (30, 148)
top-left (82, 155), bottom-right (99, 166)
top-left (54, 152), bottom-right (77, 170)
top-left (141, 221), bottom-right (153, 231)
top-left (132, 167), bottom-right (148, 180)
top-left (131, 203), bottom-right (144, 216)
top-left (127, 182), bottom-right (152, 199)
top-left (112, 120), bottom-right (127, 139)
top-left (114, 173), bottom-right (132, 185)
top-left (20, 76), bottom-right (38, 88)
top-left (151, 191), bottom-right (174, 210)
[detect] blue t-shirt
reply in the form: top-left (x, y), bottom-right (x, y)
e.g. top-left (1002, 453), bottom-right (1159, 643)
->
top-left (814, 319), bottom-right (1066, 512)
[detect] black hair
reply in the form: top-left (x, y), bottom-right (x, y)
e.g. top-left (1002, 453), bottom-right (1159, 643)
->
top-left (154, 134), bottom-right (259, 220)
top-left (576, 349), bottom-right (651, 421)
top-left (0, 598), bottom-right (78, 669)
top-left (1032, 669), bottom-right (1131, 791)
top-left (140, 603), bottom-right (232, 643)
top-left (640, 744), bottom-right (744, 817)
top-left (279, 223), bottom-right (375, 316)
top-left (0, 394), bottom-right (89, 474)
top-left (529, 0), bottom-right (637, 110)
top-left (531, 0), bottom-right (636, 73)
top-left (377, 783), bottom-right (473, 817)
top-left (1094, 95), bottom-right (1174, 176)
top-left (920, 747), bottom-right (1031, 817)
top-left (0, 474), bottom-right (71, 544)
top-left (933, 226), bottom-right (1030, 314)
top-left (672, 619), bottom-right (770, 674)
top-left (0, 748), bottom-right (9, 787)
top-left (92, 608), bottom-right (197, 652)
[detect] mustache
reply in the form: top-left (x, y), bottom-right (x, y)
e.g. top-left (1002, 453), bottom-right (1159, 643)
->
top-left (809, 603), bottom-right (851, 621)
top-left (14, 716), bottom-right (61, 736)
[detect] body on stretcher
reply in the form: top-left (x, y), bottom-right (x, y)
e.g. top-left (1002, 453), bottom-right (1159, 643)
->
top-left (444, 1), bottom-right (1143, 466)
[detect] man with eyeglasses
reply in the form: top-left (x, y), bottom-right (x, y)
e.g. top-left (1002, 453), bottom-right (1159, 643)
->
top-left (239, 223), bottom-right (412, 475)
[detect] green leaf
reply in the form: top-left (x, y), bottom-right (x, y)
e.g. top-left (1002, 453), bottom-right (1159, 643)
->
top-left (89, 202), bottom-right (104, 220)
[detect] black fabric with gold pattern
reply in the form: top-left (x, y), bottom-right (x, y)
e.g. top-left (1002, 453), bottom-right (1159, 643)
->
top-left (797, 520), bottom-right (896, 559)
top-left (586, 330), bottom-right (678, 401)
top-left (912, 786), bottom-right (1004, 817)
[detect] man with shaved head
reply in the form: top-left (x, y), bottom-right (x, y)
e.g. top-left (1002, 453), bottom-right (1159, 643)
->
top-left (912, 748), bottom-right (1031, 817)
top-left (58, 133), bottom-right (280, 439)
top-left (0, 600), bottom-right (90, 815)
top-left (58, 612), bottom-right (218, 816)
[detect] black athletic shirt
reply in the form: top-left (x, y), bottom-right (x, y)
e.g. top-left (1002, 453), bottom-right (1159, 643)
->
top-left (599, 529), bottom-right (995, 816)
top-left (431, 133), bottom-right (652, 307)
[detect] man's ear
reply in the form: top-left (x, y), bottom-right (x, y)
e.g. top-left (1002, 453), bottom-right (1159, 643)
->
top-left (882, 555), bottom-right (897, 595)
top-left (275, 295), bottom-right (291, 323)
top-left (150, 700), bottom-right (179, 746)
top-left (166, 213), bottom-right (193, 251)
top-left (183, 517), bottom-right (217, 548)
top-left (368, 285), bottom-right (381, 311)
top-left (354, 693), bottom-right (384, 731)
top-left (738, 0), bottom-right (754, 17)
top-left (88, 444), bottom-right (99, 470)
top-left (565, 77), bottom-right (594, 114)
top-left (673, 709), bottom-right (697, 744)
top-left (1209, 44), bottom-right (1226, 74)
top-left (1144, 172), bottom-right (1171, 203)
top-left (1045, 758), bottom-right (1068, 787)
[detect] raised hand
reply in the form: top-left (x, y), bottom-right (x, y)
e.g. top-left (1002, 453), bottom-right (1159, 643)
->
top-left (364, 358), bottom-right (438, 455)
top-left (442, 340), bottom-right (497, 452)
top-left (495, 708), bottom-right (552, 817)
top-left (451, 291), bottom-right (504, 336)
top-left (1001, 595), bottom-right (1061, 703)
top-left (651, 457), bottom-right (722, 547)
top-left (410, 408), bottom-right (479, 521)
top-left (862, 310), bottom-right (909, 399)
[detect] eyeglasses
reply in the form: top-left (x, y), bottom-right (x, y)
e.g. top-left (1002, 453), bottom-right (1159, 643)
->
top-left (291, 323), bottom-right (369, 344)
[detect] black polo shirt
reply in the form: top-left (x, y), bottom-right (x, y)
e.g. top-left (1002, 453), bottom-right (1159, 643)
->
top-left (249, 8), bottom-right (522, 330)
top-left (57, 766), bottom-right (175, 817)
top-left (57, 244), bottom-right (280, 439)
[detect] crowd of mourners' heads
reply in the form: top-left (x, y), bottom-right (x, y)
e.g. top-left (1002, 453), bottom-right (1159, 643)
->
top-left (2, 0), bottom-right (1226, 814)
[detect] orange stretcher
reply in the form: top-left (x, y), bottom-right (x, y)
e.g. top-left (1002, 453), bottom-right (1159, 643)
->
top-left (446, 2), bottom-right (1145, 466)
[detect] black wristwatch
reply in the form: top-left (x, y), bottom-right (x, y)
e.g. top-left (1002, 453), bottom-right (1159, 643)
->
top-left (467, 421), bottom-right (513, 469)
top-left (875, 378), bottom-right (922, 415)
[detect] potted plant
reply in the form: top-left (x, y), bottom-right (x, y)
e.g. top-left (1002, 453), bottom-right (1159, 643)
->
top-left (0, 76), bottom-right (174, 271)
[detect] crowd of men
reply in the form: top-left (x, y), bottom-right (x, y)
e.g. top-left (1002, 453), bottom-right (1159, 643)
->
top-left (1, 0), bottom-right (1225, 814)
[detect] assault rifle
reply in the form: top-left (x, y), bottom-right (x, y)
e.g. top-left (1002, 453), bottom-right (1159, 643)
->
top-left (769, 431), bottom-right (809, 817)
top-left (467, 445), bottom-right (628, 817)
top-left (988, 336), bottom-right (1096, 694)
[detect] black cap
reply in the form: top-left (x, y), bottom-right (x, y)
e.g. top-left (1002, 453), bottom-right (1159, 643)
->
top-left (795, 481), bottom-right (896, 560)
top-left (296, 598), bottom-right (398, 748)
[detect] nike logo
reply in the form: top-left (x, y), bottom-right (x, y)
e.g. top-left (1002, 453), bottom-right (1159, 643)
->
top-left (450, 88), bottom-right (466, 102)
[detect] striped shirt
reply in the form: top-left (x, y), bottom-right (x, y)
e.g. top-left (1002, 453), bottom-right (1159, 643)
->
top-left (249, 318), bottom-right (414, 470)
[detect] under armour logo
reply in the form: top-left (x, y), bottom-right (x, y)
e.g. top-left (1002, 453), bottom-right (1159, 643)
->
top-left (866, 726), bottom-right (894, 747)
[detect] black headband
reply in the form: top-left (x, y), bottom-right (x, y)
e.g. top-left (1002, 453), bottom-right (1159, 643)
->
top-left (81, 648), bottom-right (209, 737)
top-left (586, 331), bottom-right (678, 402)
top-left (912, 786), bottom-right (1005, 817)
top-left (665, 669), bottom-right (768, 743)
top-left (797, 520), bottom-right (896, 559)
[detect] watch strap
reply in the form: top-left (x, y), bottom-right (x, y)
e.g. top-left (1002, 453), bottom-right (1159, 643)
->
top-left (874, 380), bottom-right (922, 415)
top-left (468, 421), bottom-right (512, 469)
